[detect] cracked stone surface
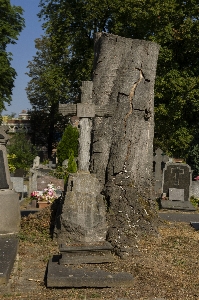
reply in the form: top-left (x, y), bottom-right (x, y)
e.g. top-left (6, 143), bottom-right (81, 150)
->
top-left (90, 33), bottom-right (160, 255)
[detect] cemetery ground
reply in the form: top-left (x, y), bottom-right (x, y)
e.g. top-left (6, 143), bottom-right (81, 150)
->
top-left (0, 201), bottom-right (199, 299)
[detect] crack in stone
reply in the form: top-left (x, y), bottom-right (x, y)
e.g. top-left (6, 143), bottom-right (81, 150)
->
top-left (122, 68), bottom-right (143, 171)
top-left (124, 68), bottom-right (144, 128)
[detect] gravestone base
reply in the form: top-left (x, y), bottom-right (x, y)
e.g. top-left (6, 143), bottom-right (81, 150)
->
top-left (55, 172), bottom-right (107, 244)
top-left (0, 190), bottom-right (20, 235)
top-left (47, 256), bottom-right (134, 288)
top-left (59, 241), bottom-right (115, 264)
top-left (160, 199), bottom-right (196, 211)
top-left (50, 171), bottom-right (134, 287)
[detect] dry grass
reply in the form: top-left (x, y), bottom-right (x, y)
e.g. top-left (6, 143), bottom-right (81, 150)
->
top-left (0, 206), bottom-right (199, 300)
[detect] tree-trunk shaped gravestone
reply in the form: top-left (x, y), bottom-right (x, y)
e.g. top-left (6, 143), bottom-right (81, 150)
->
top-left (90, 33), bottom-right (160, 255)
top-left (48, 80), bottom-right (134, 288)
top-left (0, 126), bottom-right (20, 234)
top-left (48, 33), bottom-right (160, 288)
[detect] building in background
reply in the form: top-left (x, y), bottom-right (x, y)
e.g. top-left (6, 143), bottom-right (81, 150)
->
top-left (2, 110), bottom-right (31, 133)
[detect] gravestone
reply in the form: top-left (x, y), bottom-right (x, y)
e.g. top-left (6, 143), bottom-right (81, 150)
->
top-left (33, 156), bottom-right (40, 168)
top-left (0, 126), bottom-right (20, 235)
top-left (163, 163), bottom-right (191, 201)
top-left (48, 33), bottom-right (160, 288)
top-left (55, 81), bottom-right (113, 256)
top-left (153, 148), bottom-right (169, 196)
top-left (161, 162), bottom-right (195, 210)
top-left (10, 177), bottom-right (24, 200)
top-left (0, 124), bottom-right (21, 286)
top-left (29, 156), bottom-right (54, 195)
top-left (90, 33), bottom-right (160, 253)
top-left (49, 81), bottom-right (130, 287)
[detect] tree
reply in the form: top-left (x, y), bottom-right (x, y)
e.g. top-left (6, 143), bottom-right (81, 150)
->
top-left (0, 0), bottom-right (25, 113)
top-left (56, 124), bottom-right (79, 165)
top-left (67, 149), bottom-right (77, 173)
top-left (38, 0), bottom-right (199, 159)
top-left (26, 36), bottom-right (69, 157)
top-left (6, 132), bottom-right (37, 171)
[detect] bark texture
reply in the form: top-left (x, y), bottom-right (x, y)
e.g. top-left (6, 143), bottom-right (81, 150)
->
top-left (90, 33), bottom-right (160, 256)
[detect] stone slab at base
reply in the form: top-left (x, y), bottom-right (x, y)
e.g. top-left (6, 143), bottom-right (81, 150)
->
top-left (59, 241), bottom-right (115, 264)
top-left (0, 237), bottom-right (18, 285)
top-left (161, 200), bottom-right (196, 211)
top-left (0, 189), bottom-right (20, 234)
top-left (47, 257), bottom-right (134, 288)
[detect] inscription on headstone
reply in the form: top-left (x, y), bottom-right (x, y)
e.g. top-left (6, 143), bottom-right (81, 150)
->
top-left (169, 188), bottom-right (184, 201)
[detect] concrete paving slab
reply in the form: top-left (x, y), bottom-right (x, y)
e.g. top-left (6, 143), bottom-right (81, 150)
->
top-left (0, 237), bottom-right (18, 284)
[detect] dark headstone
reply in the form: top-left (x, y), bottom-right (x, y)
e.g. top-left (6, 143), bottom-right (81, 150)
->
top-left (0, 237), bottom-right (18, 284)
top-left (162, 163), bottom-right (192, 201)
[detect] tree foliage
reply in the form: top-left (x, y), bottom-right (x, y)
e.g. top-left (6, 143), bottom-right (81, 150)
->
top-left (0, 0), bottom-right (25, 112)
top-left (67, 149), bottom-right (77, 173)
top-left (56, 124), bottom-right (79, 165)
top-left (6, 132), bottom-right (37, 171)
top-left (38, 0), bottom-right (199, 161)
top-left (26, 37), bottom-right (69, 157)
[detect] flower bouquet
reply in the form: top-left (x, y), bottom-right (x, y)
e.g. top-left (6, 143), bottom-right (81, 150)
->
top-left (31, 183), bottom-right (59, 204)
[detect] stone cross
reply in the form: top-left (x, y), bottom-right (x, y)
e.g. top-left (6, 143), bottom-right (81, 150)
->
top-left (171, 166), bottom-right (184, 186)
top-left (153, 148), bottom-right (169, 179)
top-left (59, 81), bottom-right (112, 171)
top-left (153, 148), bottom-right (169, 196)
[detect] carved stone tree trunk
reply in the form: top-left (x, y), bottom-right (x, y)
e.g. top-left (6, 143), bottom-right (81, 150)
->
top-left (90, 33), bottom-right (160, 256)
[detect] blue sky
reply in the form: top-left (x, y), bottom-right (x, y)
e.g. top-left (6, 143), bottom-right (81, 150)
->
top-left (3, 0), bottom-right (44, 116)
